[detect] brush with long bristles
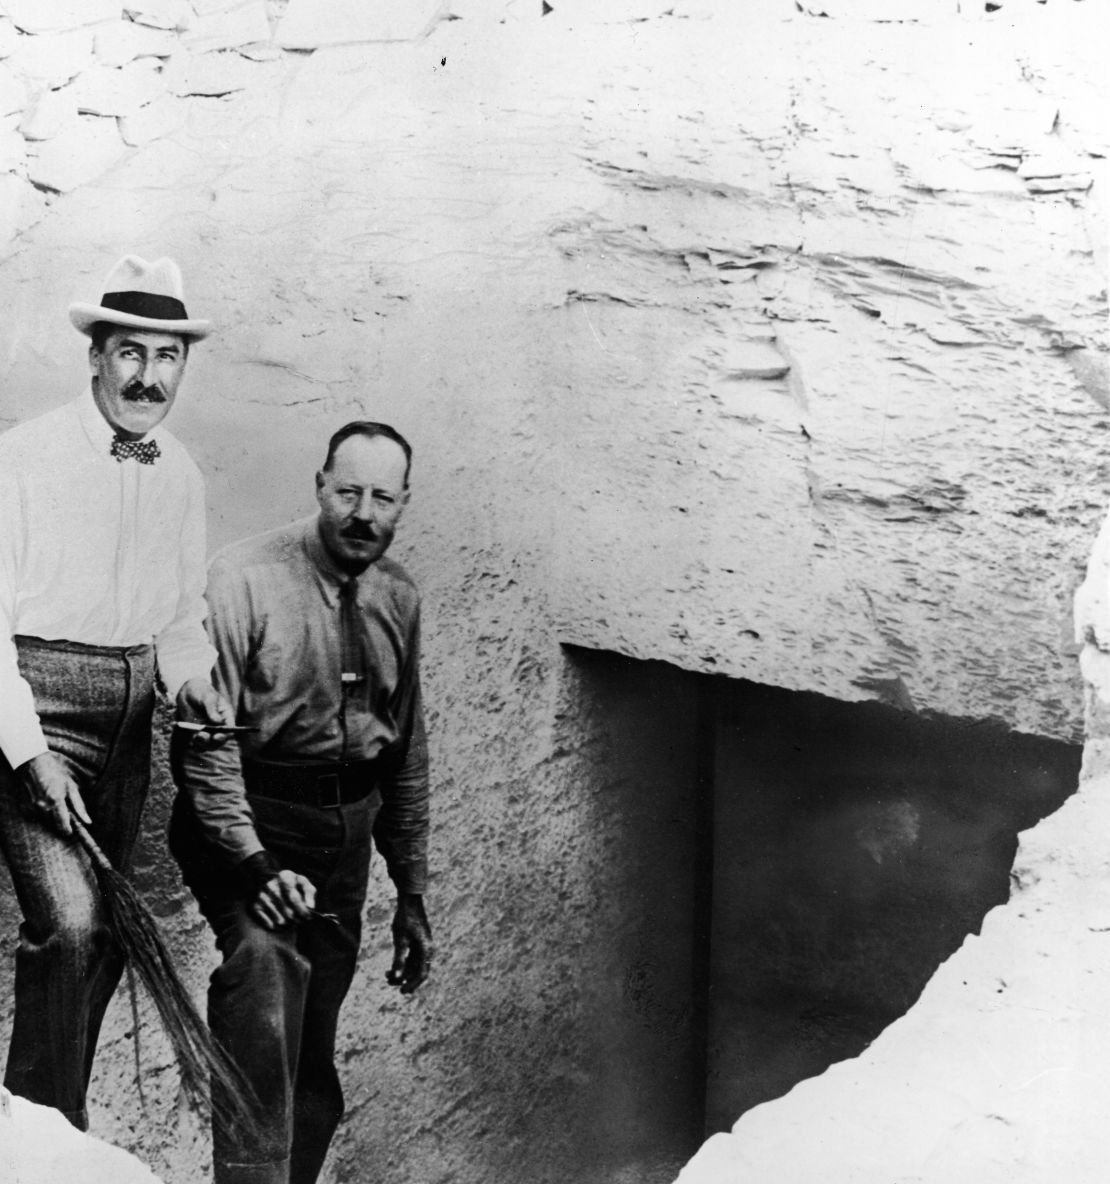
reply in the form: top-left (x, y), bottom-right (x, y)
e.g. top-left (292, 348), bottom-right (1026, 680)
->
top-left (71, 817), bottom-right (263, 1140)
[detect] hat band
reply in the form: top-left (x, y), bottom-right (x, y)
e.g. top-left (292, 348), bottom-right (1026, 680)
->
top-left (100, 290), bottom-right (189, 321)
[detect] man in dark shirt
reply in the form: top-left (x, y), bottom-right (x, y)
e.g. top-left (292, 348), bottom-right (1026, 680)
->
top-left (169, 420), bottom-right (433, 1184)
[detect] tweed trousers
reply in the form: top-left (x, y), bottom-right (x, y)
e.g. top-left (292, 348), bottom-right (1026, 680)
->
top-left (0, 635), bottom-right (154, 1128)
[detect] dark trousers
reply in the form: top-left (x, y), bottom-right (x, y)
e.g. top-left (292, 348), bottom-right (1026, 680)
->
top-left (0, 635), bottom-right (154, 1129)
top-left (170, 787), bottom-right (378, 1184)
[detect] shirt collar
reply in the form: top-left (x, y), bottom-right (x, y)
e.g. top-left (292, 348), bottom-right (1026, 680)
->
top-left (302, 516), bottom-right (356, 607)
top-left (76, 386), bottom-right (115, 455)
top-left (76, 384), bottom-right (166, 455)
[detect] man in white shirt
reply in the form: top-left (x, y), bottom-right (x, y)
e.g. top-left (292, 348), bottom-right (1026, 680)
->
top-left (0, 255), bottom-right (231, 1129)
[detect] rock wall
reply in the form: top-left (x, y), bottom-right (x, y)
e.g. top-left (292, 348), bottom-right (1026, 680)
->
top-left (0, 2), bottom-right (1105, 1183)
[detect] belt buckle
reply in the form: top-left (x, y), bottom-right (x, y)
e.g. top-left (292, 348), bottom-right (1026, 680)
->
top-left (317, 772), bottom-right (342, 809)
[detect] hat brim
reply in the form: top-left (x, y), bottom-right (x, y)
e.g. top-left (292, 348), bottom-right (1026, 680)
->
top-left (69, 303), bottom-right (212, 341)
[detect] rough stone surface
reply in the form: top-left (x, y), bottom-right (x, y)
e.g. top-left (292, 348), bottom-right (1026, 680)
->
top-left (799, 0), bottom-right (959, 15)
top-left (124, 0), bottom-right (194, 33)
top-left (0, 172), bottom-right (24, 237)
top-left (0, 18), bottom-right (20, 60)
top-left (162, 47), bottom-right (266, 96)
top-left (540, 6), bottom-right (1107, 745)
top-left (1, 0), bottom-right (121, 36)
top-left (26, 113), bottom-right (129, 192)
top-left (275, 0), bottom-right (445, 47)
top-left (94, 20), bottom-right (179, 67)
top-left (117, 90), bottom-right (183, 146)
top-left (5, 27), bottom-right (96, 87)
top-left (67, 60), bottom-right (166, 118)
top-left (182, 2), bottom-right (272, 54)
top-left (0, 65), bottom-right (26, 117)
top-left (0, 117), bottom-right (25, 171)
top-left (18, 85), bottom-right (77, 140)
top-left (0, 167), bottom-right (45, 235)
top-left (0, 4), bottom-right (1104, 1184)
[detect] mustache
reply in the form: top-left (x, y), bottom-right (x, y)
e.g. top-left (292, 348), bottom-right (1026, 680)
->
top-left (341, 522), bottom-right (377, 542)
top-left (121, 380), bottom-right (167, 403)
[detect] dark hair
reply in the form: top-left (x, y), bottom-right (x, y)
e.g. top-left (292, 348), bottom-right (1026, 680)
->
top-left (88, 321), bottom-right (191, 356)
top-left (322, 421), bottom-right (413, 485)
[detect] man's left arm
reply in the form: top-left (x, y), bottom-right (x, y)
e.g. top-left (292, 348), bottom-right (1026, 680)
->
top-left (375, 608), bottom-right (433, 994)
top-left (152, 465), bottom-right (227, 729)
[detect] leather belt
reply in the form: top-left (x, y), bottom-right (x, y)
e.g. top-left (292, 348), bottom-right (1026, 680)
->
top-left (243, 757), bottom-right (379, 809)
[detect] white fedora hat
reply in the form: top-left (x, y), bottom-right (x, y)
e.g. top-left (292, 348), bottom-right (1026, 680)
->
top-left (69, 255), bottom-right (212, 340)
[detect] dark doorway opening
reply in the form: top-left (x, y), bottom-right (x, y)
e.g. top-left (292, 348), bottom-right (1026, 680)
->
top-left (704, 678), bottom-right (1080, 1131)
top-left (562, 646), bottom-right (1081, 1159)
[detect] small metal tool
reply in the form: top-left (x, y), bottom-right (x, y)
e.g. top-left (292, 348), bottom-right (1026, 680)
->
top-left (173, 721), bottom-right (259, 733)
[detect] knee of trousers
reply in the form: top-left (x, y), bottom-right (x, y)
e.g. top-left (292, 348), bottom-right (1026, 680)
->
top-left (22, 900), bottom-right (114, 970)
top-left (209, 925), bottom-right (312, 1020)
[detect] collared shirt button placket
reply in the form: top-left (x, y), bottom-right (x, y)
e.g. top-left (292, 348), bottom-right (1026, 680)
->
top-left (337, 577), bottom-right (366, 762)
top-left (114, 459), bottom-right (139, 645)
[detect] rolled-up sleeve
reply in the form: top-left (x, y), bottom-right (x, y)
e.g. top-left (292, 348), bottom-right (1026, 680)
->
top-left (0, 469), bottom-right (48, 769)
top-left (372, 608), bottom-right (430, 894)
top-left (173, 554), bottom-right (265, 870)
top-left (154, 464), bottom-right (217, 699)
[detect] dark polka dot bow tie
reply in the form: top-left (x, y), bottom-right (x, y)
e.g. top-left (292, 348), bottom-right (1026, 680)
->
top-left (110, 435), bottom-right (161, 465)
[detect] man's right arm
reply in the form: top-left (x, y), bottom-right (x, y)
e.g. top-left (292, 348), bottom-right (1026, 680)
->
top-left (0, 469), bottom-right (89, 836)
top-left (174, 555), bottom-right (267, 867)
top-left (174, 555), bottom-right (314, 927)
top-left (0, 633), bottom-right (49, 774)
top-left (0, 469), bottom-right (47, 769)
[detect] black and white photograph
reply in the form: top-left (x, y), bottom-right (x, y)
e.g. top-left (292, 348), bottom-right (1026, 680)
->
top-left (0, 1), bottom-right (1106, 1182)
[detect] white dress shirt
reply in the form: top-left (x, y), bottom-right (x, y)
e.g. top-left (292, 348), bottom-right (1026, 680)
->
top-left (0, 388), bottom-right (216, 767)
